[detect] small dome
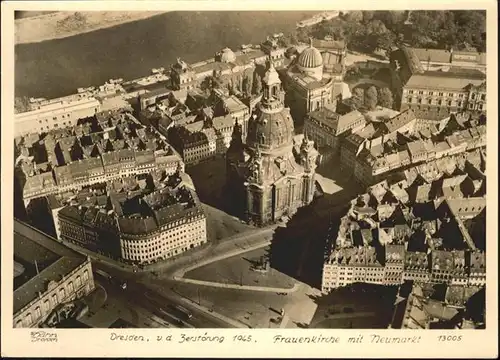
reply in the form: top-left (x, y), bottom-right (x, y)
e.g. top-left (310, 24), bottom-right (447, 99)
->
top-left (263, 62), bottom-right (281, 85)
top-left (298, 46), bottom-right (323, 68)
top-left (220, 47), bottom-right (236, 63)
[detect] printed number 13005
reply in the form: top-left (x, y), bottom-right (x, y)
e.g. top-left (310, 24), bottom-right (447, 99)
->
top-left (437, 335), bottom-right (462, 342)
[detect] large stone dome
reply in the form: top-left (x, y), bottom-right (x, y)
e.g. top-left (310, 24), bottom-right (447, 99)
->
top-left (246, 107), bottom-right (295, 151)
top-left (298, 46), bottom-right (323, 69)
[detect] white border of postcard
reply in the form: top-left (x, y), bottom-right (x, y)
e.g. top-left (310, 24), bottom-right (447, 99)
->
top-left (1, 0), bottom-right (498, 358)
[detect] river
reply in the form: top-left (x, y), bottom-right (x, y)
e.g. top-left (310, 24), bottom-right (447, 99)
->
top-left (15, 11), bottom-right (315, 99)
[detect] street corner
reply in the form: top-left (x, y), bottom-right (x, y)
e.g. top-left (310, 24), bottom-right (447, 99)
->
top-left (82, 283), bottom-right (108, 313)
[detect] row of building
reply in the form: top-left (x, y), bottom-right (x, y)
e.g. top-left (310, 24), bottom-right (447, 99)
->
top-left (305, 102), bottom-right (486, 186)
top-left (321, 152), bottom-right (486, 293)
top-left (15, 35), bottom-right (349, 171)
top-left (47, 168), bottom-right (207, 265)
top-left (15, 110), bottom-right (184, 205)
top-left (138, 87), bottom-right (252, 165)
top-left (322, 243), bottom-right (486, 293)
top-left (140, 37), bottom-right (348, 167)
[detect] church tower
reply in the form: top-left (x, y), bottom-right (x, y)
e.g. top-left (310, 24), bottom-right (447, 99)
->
top-left (229, 58), bottom-right (318, 227)
top-left (262, 59), bottom-right (285, 106)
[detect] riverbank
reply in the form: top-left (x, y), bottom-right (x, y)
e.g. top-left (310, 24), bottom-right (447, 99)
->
top-left (15, 11), bottom-right (314, 98)
top-left (15, 11), bottom-right (169, 45)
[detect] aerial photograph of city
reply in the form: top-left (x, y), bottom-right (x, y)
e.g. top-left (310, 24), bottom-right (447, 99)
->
top-left (12, 9), bottom-right (487, 330)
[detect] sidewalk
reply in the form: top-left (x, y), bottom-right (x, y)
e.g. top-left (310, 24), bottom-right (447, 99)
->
top-left (175, 277), bottom-right (300, 293)
top-left (175, 296), bottom-right (248, 328)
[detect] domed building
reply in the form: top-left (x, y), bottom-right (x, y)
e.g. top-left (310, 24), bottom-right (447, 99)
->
top-left (226, 60), bottom-right (318, 226)
top-left (218, 47), bottom-right (237, 63)
top-left (285, 38), bottom-right (346, 127)
top-left (296, 45), bottom-right (324, 81)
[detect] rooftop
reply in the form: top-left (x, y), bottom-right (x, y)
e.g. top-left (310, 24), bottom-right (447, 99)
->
top-left (57, 171), bottom-right (202, 237)
top-left (14, 256), bottom-right (87, 314)
top-left (383, 109), bottom-right (416, 134)
top-left (223, 95), bottom-right (248, 114)
top-left (405, 69), bottom-right (486, 91)
top-left (287, 65), bottom-right (333, 90)
top-left (311, 38), bottom-right (346, 51)
top-left (411, 47), bottom-right (486, 66)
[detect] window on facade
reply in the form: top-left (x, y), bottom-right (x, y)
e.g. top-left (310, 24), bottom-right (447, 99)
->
top-left (25, 313), bottom-right (33, 326)
top-left (43, 300), bottom-right (50, 313)
top-left (76, 275), bottom-right (82, 287)
top-left (51, 293), bottom-right (58, 307)
top-left (35, 306), bottom-right (41, 319)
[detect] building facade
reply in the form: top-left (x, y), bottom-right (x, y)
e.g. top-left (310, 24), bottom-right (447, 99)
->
top-left (411, 47), bottom-right (486, 73)
top-left (337, 111), bottom-right (486, 187)
top-left (304, 107), bottom-right (366, 155)
top-left (321, 247), bottom-right (385, 292)
top-left (390, 47), bottom-right (487, 114)
top-left (170, 46), bottom-right (270, 93)
top-left (55, 170), bottom-right (207, 265)
top-left (285, 41), bottom-right (337, 124)
top-left (14, 256), bottom-right (94, 328)
top-left (15, 94), bottom-right (101, 138)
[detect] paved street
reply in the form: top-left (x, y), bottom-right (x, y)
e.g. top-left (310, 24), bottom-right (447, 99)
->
top-left (14, 215), bottom-right (317, 328)
top-left (160, 280), bottom-right (321, 328)
top-left (80, 279), bottom-right (173, 328)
